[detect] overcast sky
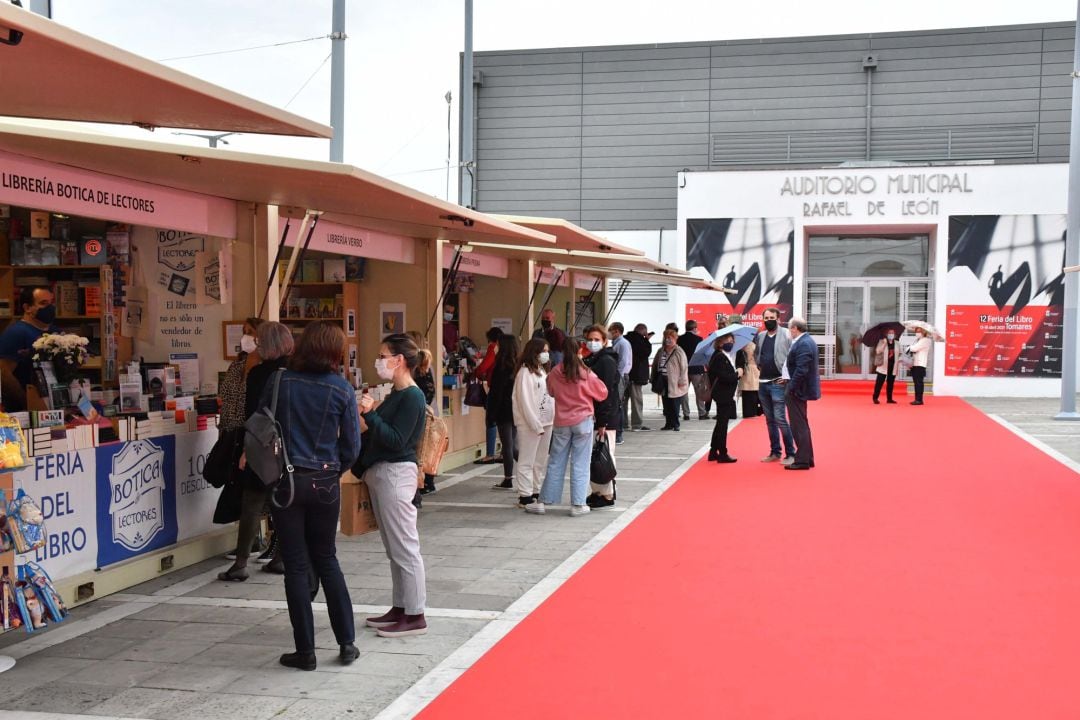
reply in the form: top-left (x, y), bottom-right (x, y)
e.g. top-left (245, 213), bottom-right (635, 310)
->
top-left (49, 0), bottom-right (1078, 203)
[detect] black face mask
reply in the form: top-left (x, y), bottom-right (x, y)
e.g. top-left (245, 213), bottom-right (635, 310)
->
top-left (541, 320), bottom-right (552, 330)
top-left (721, 343), bottom-right (734, 352)
top-left (764, 319), bottom-right (777, 331)
top-left (34, 304), bottom-right (56, 324)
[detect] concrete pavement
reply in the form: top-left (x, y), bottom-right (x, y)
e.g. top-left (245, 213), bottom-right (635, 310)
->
top-left (0, 394), bottom-right (1074, 720)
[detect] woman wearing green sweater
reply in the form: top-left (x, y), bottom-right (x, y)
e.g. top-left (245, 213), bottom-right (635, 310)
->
top-left (354, 333), bottom-right (429, 638)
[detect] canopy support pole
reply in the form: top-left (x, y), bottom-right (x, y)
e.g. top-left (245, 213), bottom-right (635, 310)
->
top-left (533, 268), bottom-right (564, 330)
top-left (280, 214), bottom-right (319, 304)
top-left (602, 278), bottom-right (632, 326)
top-left (426, 245), bottom-right (464, 337)
top-left (257, 217), bottom-right (291, 319)
top-left (571, 277), bottom-right (603, 336)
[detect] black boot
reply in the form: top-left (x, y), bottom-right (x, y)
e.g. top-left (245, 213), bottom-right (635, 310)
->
top-left (279, 651), bottom-right (316, 671)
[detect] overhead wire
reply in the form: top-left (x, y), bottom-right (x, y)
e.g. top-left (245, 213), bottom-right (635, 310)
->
top-left (284, 52), bottom-right (333, 108)
top-left (158, 35), bottom-right (329, 62)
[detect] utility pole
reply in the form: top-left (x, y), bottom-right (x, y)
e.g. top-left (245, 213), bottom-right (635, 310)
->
top-left (1058, 0), bottom-right (1080, 420)
top-left (329, 0), bottom-right (346, 163)
top-left (460, 0), bottom-right (474, 208)
top-left (445, 91), bottom-right (453, 202)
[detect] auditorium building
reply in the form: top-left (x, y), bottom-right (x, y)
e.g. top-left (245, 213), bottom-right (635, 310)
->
top-left (465, 21), bottom-right (1076, 397)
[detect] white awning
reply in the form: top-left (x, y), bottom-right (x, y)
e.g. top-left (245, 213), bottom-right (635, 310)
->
top-left (0, 3), bottom-right (330, 138)
top-left (0, 118), bottom-right (555, 247)
top-left (491, 215), bottom-right (644, 256)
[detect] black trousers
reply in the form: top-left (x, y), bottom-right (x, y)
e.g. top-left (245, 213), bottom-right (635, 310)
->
top-left (496, 420), bottom-right (516, 479)
top-left (785, 393), bottom-right (814, 466)
top-left (910, 366), bottom-right (926, 402)
top-left (661, 395), bottom-right (681, 429)
top-left (710, 417), bottom-right (730, 454)
top-left (741, 391), bottom-right (761, 418)
top-left (271, 468), bottom-right (355, 653)
top-left (873, 372), bottom-right (896, 401)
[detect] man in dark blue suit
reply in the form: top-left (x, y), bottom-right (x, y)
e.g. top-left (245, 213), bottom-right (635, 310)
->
top-left (780, 317), bottom-right (820, 470)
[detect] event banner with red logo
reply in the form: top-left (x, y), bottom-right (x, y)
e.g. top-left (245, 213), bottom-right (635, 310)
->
top-left (945, 215), bottom-right (1066, 377)
top-left (685, 217), bottom-right (794, 335)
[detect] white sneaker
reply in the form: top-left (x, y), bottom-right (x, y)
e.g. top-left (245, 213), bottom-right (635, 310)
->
top-left (524, 502), bottom-right (546, 515)
top-left (570, 505), bottom-right (591, 517)
top-left (780, 457), bottom-right (795, 466)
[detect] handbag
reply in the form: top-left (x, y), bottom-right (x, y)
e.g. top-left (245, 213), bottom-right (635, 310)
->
top-left (590, 434), bottom-right (617, 486)
top-left (650, 367), bottom-right (667, 395)
top-left (204, 427), bottom-right (242, 489)
top-left (243, 369), bottom-right (295, 508)
top-left (463, 376), bottom-right (487, 407)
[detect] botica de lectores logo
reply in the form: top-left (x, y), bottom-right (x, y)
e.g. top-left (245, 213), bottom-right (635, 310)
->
top-left (108, 440), bottom-right (166, 551)
top-left (157, 230), bottom-right (205, 273)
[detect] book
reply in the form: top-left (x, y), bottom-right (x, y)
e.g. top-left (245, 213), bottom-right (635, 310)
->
top-left (318, 297), bottom-right (336, 318)
top-left (286, 294), bottom-right (302, 319)
top-left (345, 257), bottom-right (365, 281)
top-left (301, 258), bottom-right (322, 283)
top-left (83, 286), bottom-right (102, 317)
top-left (323, 259), bottom-right (346, 282)
top-left (79, 236), bottom-right (107, 265)
top-left (39, 239), bottom-right (60, 265)
top-left (59, 240), bottom-right (79, 265)
top-left (105, 229), bottom-right (130, 263)
top-left (55, 283), bottom-right (79, 317)
top-left (303, 298), bottom-right (319, 319)
top-left (29, 211), bottom-right (49, 239)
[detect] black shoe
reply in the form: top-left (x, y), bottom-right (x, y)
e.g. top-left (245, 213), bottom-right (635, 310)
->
top-left (263, 557), bottom-right (285, 574)
top-left (217, 566), bottom-right (248, 582)
top-left (255, 534), bottom-right (278, 564)
top-left (491, 478), bottom-right (514, 490)
top-left (707, 448), bottom-right (720, 462)
top-left (717, 455), bottom-right (737, 464)
top-left (339, 644), bottom-right (360, 665)
top-left (873, 398), bottom-right (880, 404)
top-left (911, 401), bottom-right (924, 405)
top-left (683, 415), bottom-right (691, 421)
top-left (586, 494), bottom-right (615, 509)
top-left (280, 651), bottom-right (316, 671)
top-left (784, 463), bottom-right (812, 470)
top-left (672, 427), bottom-right (680, 432)
top-left (660, 425), bottom-right (674, 431)
top-left (636, 426), bottom-right (651, 432)
top-left (886, 399), bottom-right (897, 404)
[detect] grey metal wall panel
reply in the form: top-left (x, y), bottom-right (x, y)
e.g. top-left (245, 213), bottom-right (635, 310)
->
top-left (472, 22), bottom-right (1075, 231)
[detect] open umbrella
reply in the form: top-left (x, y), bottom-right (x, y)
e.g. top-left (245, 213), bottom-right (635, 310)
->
top-left (861, 321), bottom-right (906, 348)
top-left (689, 324), bottom-right (758, 367)
top-left (903, 320), bottom-right (944, 341)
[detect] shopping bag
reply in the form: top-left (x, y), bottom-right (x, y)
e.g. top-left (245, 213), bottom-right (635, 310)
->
top-left (463, 377), bottom-right (487, 407)
top-left (590, 435), bottom-right (617, 485)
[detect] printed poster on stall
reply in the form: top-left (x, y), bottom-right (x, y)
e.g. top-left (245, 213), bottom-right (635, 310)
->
top-left (95, 437), bottom-right (179, 567)
top-left (13, 450), bottom-right (99, 581)
top-left (684, 217), bottom-right (794, 334)
top-left (945, 215), bottom-right (1066, 377)
top-left (174, 431), bottom-right (222, 543)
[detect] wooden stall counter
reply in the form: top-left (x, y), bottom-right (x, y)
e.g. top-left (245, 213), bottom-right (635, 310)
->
top-left (441, 386), bottom-right (487, 470)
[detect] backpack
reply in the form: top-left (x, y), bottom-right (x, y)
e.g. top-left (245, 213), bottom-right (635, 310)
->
top-left (243, 369), bottom-right (295, 508)
top-left (416, 405), bottom-right (449, 480)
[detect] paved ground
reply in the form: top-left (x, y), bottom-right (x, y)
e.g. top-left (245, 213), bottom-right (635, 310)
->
top-left (0, 393), bottom-right (1075, 720)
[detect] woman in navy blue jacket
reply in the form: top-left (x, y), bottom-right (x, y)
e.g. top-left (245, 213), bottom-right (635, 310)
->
top-left (256, 321), bottom-right (362, 671)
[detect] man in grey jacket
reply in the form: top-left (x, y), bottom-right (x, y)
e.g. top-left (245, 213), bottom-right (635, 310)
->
top-left (754, 307), bottom-right (796, 464)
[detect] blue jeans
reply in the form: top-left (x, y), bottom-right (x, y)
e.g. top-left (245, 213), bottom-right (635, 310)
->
top-left (539, 418), bottom-right (594, 506)
top-left (758, 382), bottom-right (795, 458)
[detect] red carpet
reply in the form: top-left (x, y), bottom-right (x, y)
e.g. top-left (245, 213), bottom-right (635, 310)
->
top-left (419, 396), bottom-right (1080, 719)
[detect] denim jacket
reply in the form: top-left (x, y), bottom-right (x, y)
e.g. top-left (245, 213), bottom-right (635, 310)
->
top-left (259, 369), bottom-right (361, 472)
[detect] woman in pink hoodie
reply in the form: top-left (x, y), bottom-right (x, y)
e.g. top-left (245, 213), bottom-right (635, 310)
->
top-left (525, 337), bottom-right (608, 517)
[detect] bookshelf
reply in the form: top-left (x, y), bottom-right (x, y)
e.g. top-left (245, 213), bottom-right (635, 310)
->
top-left (0, 264), bottom-right (132, 387)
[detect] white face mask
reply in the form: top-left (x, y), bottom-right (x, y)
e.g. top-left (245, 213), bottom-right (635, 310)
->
top-left (444, 312), bottom-right (453, 322)
top-left (240, 335), bottom-right (257, 354)
top-left (586, 340), bottom-right (603, 353)
top-left (538, 352), bottom-right (550, 365)
top-left (886, 333), bottom-right (895, 341)
top-left (375, 357), bottom-right (397, 380)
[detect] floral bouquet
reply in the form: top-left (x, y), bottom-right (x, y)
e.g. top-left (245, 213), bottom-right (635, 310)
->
top-left (31, 333), bottom-right (90, 383)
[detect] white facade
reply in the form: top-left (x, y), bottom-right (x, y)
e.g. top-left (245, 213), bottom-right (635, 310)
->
top-left (670, 163), bottom-right (1076, 397)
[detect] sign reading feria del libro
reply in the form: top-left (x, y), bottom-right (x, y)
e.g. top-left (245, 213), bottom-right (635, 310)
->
top-left (780, 171), bottom-right (974, 218)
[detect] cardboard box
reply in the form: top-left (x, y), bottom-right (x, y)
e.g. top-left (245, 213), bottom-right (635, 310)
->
top-left (339, 472), bottom-right (378, 537)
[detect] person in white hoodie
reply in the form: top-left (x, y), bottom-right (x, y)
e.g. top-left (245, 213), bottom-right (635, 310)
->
top-left (511, 338), bottom-right (555, 509)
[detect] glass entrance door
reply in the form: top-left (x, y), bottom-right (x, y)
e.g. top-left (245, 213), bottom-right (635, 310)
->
top-left (832, 281), bottom-right (902, 378)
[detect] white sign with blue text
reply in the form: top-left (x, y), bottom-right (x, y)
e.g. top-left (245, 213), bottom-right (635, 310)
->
top-left (13, 450), bottom-right (98, 581)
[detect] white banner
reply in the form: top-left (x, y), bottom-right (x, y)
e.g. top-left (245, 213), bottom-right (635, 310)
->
top-left (174, 431), bottom-right (222, 543)
top-left (13, 450), bottom-right (99, 581)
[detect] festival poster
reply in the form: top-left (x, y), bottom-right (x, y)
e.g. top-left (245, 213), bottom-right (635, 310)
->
top-left (685, 217), bottom-right (795, 333)
top-left (13, 449), bottom-right (99, 581)
top-left (946, 215), bottom-right (1066, 377)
